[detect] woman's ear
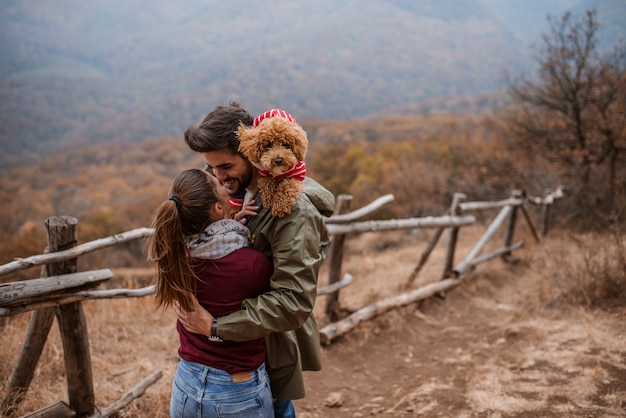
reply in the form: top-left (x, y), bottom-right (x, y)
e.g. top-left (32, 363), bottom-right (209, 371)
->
top-left (211, 201), bottom-right (225, 220)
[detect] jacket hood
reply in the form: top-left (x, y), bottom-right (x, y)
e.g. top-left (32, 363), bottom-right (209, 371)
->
top-left (303, 177), bottom-right (335, 217)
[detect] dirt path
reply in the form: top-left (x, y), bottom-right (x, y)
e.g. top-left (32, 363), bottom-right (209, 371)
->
top-left (294, 247), bottom-right (626, 417)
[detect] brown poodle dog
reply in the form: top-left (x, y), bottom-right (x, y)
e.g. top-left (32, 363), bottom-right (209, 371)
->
top-left (237, 110), bottom-right (308, 218)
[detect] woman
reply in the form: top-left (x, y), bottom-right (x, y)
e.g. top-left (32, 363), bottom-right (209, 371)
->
top-left (147, 168), bottom-right (274, 418)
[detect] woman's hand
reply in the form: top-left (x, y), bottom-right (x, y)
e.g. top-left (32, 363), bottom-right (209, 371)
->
top-left (174, 296), bottom-right (214, 336)
top-left (234, 199), bottom-right (259, 224)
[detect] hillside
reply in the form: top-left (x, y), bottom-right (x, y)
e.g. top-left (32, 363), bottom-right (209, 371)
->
top-left (2, 0), bottom-right (624, 166)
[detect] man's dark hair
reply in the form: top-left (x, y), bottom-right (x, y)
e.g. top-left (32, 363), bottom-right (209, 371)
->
top-left (184, 101), bottom-right (254, 154)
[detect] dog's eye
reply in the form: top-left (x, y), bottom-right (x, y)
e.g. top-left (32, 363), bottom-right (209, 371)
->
top-left (282, 142), bottom-right (292, 149)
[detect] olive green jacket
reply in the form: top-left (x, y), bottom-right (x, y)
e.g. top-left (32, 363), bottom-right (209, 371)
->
top-left (215, 176), bottom-right (335, 400)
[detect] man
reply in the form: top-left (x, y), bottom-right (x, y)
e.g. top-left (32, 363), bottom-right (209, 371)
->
top-left (177, 101), bottom-right (335, 418)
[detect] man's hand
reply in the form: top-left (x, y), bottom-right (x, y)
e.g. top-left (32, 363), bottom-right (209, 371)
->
top-left (174, 296), bottom-right (214, 336)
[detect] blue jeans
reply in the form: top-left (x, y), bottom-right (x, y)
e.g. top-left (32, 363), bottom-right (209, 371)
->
top-left (273, 399), bottom-right (296, 418)
top-left (169, 359), bottom-right (274, 418)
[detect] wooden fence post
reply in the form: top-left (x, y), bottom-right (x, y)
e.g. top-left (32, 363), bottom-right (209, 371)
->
top-left (46, 216), bottom-right (96, 417)
top-left (442, 193), bottom-right (466, 279)
top-left (542, 200), bottom-right (551, 237)
top-left (0, 222), bottom-right (69, 416)
top-left (406, 226), bottom-right (445, 286)
top-left (1, 295), bottom-right (56, 417)
top-left (502, 190), bottom-right (522, 260)
top-left (324, 194), bottom-right (352, 321)
top-left (519, 205), bottom-right (541, 243)
top-left (2, 216), bottom-right (97, 417)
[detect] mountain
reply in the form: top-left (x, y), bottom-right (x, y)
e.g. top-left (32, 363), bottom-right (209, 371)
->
top-left (0, 0), bottom-right (624, 167)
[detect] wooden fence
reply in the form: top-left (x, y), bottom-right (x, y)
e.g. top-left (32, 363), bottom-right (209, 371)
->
top-left (0, 186), bottom-right (563, 417)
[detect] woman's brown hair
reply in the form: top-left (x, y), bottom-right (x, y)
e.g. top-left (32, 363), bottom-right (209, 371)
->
top-left (147, 169), bottom-right (226, 312)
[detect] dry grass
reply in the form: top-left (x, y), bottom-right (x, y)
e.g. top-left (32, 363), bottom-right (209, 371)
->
top-left (1, 224), bottom-right (625, 417)
top-left (0, 298), bottom-right (178, 418)
top-left (549, 231), bottom-right (626, 309)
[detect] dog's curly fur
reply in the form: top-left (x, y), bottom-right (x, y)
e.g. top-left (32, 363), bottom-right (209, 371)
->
top-left (237, 116), bottom-right (308, 218)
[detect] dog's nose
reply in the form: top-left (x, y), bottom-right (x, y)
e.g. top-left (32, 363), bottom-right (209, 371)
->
top-left (274, 157), bottom-right (283, 165)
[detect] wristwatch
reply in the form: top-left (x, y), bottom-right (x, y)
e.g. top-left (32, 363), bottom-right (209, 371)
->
top-left (208, 319), bottom-right (223, 342)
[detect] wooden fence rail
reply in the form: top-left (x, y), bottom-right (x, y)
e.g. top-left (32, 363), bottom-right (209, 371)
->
top-left (0, 186), bottom-right (563, 416)
top-left (0, 228), bottom-right (154, 278)
top-left (317, 187), bottom-right (563, 343)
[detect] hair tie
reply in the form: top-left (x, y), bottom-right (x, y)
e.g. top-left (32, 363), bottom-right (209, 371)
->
top-left (169, 195), bottom-right (182, 209)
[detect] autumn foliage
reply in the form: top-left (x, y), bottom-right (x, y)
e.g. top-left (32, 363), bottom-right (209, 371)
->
top-left (0, 111), bottom-right (558, 281)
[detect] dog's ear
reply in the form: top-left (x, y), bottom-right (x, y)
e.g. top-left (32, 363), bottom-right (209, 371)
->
top-left (237, 124), bottom-right (257, 161)
top-left (292, 126), bottom-right (309, 161)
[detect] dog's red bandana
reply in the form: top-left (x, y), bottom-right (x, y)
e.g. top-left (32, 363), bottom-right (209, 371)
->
top-left (253, 109), bottom-right (297, 127)
top-left (258, 161), bottom-right (306, 181)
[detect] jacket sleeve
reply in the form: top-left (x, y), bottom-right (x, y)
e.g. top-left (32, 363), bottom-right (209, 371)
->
top-left (216, 194), bottom-right (328, 342)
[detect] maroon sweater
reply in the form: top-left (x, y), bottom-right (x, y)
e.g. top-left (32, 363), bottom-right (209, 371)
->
top-left (177, 247), bottom-right (273, 373)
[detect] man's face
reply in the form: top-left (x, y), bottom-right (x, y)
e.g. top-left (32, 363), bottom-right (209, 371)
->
top-left (202, 150), bottom-right (255, 196)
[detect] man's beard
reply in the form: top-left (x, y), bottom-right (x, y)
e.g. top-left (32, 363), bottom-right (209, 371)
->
top-left (228, 168), bottom-right (252, 197)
